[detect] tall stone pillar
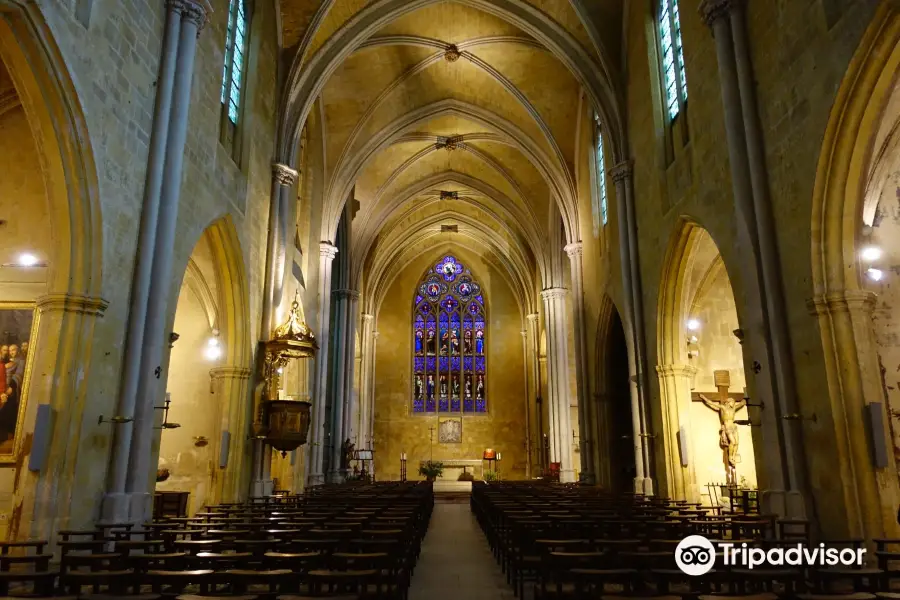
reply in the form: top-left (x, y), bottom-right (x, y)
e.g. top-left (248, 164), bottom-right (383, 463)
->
top-left (18, 294), bottom-right (108, 540)
top-left (700, 0), bottom-right (796, 516)
top-left (564, 242), bottom-right (592, 482)
top-left (524, 314), bottom-right (540, 478)
top-left (329, 288), bottom-right (359, 482)
top-left (542, 288), bottom-right (575, 482)
top-left (610, 162), bottom-right (650, 494)
top-left (209, 366), bottom-right (252, 504)
top-left (655, 364), bottom-right (699, 502)
top-left (309, 243), bottom-right (337, 486)
top-left (358, 314), bottom-right (376, 450)
top-left (249, 163), bottom-right (299, 499)
top-left (808, 291), bottom-right (900, 539)
top-left (100, 0), bottom-right (190, 522)
top-left (122, 0), bottom-right (209, 523)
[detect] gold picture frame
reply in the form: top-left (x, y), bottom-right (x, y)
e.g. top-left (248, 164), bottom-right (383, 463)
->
top-left (438, 417), bottom-right (462, 444)
top-left (0, 303), bottom-right (38, 463)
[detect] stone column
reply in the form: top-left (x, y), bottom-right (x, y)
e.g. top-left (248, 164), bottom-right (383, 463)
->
top-left (341, 294), bottom-right (360, 445)
top-left (520, 330), bottom-right (532, 479)
top-left (700, 0), bottom-right (795, 515)
top-left (564, 242), bottom-right (593, 482)
top-left (542, 288), bottom-right (575, 482)
top-left (124, 0), bottom-right (209, 523)
top-left (18, 294), bottom-right (107, 540)
top-left (248, 163), bottom-right (298, 497)
top-left (808, 291), bottom-right (900, 539)
top-left (656, 364), bottom-right (699, 502)
top-left (358, 314), bottom-right (376, 449)
top-left (100, 0), bottom-right (185, 522)
top-left (610, 162), bottom-right (650, 494)
top-left (289, 357), bottom-right (311, 494)
top-left (308, 243), bottom-right (337, 485)
top-left (262, 163), bottom-right (299, 336)
top-left (525, 314), bottom-right (540, 477)
top-left (329, 288), bottom-right (359, 482)
top-left (209, 366), bottom-right (252, 504)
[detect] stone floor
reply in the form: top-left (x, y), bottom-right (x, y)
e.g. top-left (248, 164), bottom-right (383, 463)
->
top-left (409, 503), bottom-right (516, 600)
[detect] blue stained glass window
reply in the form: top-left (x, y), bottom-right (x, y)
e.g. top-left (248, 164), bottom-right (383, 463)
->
top-left (659, 0), bottom-right (687, 121)
top-left (594, 122), bottom-right (608, 232)
top-left (221, 0), bottom-right (249, 126)
top-left (413, 255), bottom-right (487, 414)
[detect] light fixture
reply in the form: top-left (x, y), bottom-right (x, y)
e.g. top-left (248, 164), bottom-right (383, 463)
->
top-left (686, 318), bottom-right (700, 331)
top-left (867, 268), bottom-right (884, 282)
top-left (862, 246), bottom-right (883, 262)
top-left (18, 253), bottom-right (39, 267)
top-left (204, 335), bottom-right (221, 361)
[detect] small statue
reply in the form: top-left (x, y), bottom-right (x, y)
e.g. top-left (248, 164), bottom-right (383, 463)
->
top-left (340, 438), bottom-right (355, 471)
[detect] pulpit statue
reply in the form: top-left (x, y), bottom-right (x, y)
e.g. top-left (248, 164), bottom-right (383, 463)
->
top-left (695, 370), bottom-right (746, 486)
top-left (340, 438), bottom-right (355, 471)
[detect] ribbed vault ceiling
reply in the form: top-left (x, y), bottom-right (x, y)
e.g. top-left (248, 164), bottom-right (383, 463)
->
top-left (278, 0), bottom-right (625, 317)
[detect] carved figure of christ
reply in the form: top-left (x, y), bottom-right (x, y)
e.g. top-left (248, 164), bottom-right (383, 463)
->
top-left (691, 381), bottom-right (746, 484)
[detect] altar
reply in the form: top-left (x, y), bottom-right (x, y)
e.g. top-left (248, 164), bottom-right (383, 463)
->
top-left (422, 459), bottom-right (484, 480)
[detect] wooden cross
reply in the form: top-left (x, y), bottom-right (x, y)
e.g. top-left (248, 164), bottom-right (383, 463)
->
top-left (690, 370), bottom-right (744, 405)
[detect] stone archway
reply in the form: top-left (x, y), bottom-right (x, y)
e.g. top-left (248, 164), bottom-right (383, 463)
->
top-left (0, 2), bottom-right (104, 540)
top-left (593, 294), bottom-right (634, 492)
top-left (809, 2), bottom-right (900, 540)
top-left (155, 216), bottom-right (252, 511)
top-left (656, 219), bottom-right (755, 505)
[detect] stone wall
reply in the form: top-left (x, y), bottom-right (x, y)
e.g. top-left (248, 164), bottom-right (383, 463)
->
top-left (620, 0), bottom-right (879, 530)
top-left (372, 249), bottom-right (527, 481)
top-left (0, 0), bottom-right (281, 535)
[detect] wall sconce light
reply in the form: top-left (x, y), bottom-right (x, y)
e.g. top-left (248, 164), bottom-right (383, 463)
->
top-left (1, 252), bottom-right (47, 268)
top-left (862, 246), bottom-right (883, 262)
top-left (204, 330), bottom-right (222, 361)
top-left (686, 318), bottom-right (701, 331)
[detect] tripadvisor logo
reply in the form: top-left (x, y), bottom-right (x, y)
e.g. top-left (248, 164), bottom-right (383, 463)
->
top-left (675, 535), bottom-right (866, 576)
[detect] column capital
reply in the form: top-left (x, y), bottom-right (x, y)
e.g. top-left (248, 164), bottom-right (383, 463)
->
top-left (333, 289), bottom-right (360, 301)
top-left (564, 242), bottom-right (583, 257)
top-left (699, 0), bottom-right (738, 27)
top-left (36, 293), bottom-right (109, 316)
top-left (609, 160), bottom-right (634, 183)
top-left (526, 313), bottom-right (539, 323)
top-left (655, 363), bottom-right (698, 378)
top-left (209, 366), bottom-right (252, 380)
top-left (541, 287), bottom-right (569, 300)
top-left (807, 289), bottom-right (877, 316)
top-left (319, 242), bottom-right (338, 260)
top-left (361, 313), bottom-right (375, 323)
top-left (272, 163), bottom-right (299, 186)
top-left (170, 0), bottom-right (212, 30)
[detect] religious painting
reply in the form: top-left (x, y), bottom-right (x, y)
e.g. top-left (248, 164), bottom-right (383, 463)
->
top-left (412, 255), bottom-right (487, 415)
top-left (438, 417), bottom-right (462, 444)
top-left (0, 304), bottom-right (37, 462)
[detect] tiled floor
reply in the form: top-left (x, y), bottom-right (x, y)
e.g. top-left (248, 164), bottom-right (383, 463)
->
top-left (409, 503), bottom-right (516, 600)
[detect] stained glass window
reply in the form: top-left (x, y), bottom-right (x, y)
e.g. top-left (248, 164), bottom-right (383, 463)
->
top-left (412, 255), bottom-right (487, 414)
top-left (659, 0), bottom-right (687, 121)
top-left (221, 0), bottom-right (248, 126)
top-left (595, 119), bottom-right (608, 232)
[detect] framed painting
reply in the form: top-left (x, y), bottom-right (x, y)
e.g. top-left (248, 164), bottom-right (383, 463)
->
top-left (438, 417), bottom-right (462, 444)
top-left (0, 304), bottom-right (37, 462)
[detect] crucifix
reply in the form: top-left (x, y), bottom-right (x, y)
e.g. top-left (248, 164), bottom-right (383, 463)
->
top-left (429, 425), bottom-right (436, 461)
top-left (691, 369), bottom-right (746, 486)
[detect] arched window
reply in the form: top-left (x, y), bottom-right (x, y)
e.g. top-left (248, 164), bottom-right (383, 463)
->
top-left (220, 0), bottom-right (250, 158)
top-left (594, 117), bottom-right (609, 231)
top-left (659, 0), bottom-right (687, 121)
top-left (412, 256), bottom-right (487, 414)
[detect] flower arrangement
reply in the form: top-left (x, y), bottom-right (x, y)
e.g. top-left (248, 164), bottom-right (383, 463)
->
top-left (418, 461), bottom-right (444, 481)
